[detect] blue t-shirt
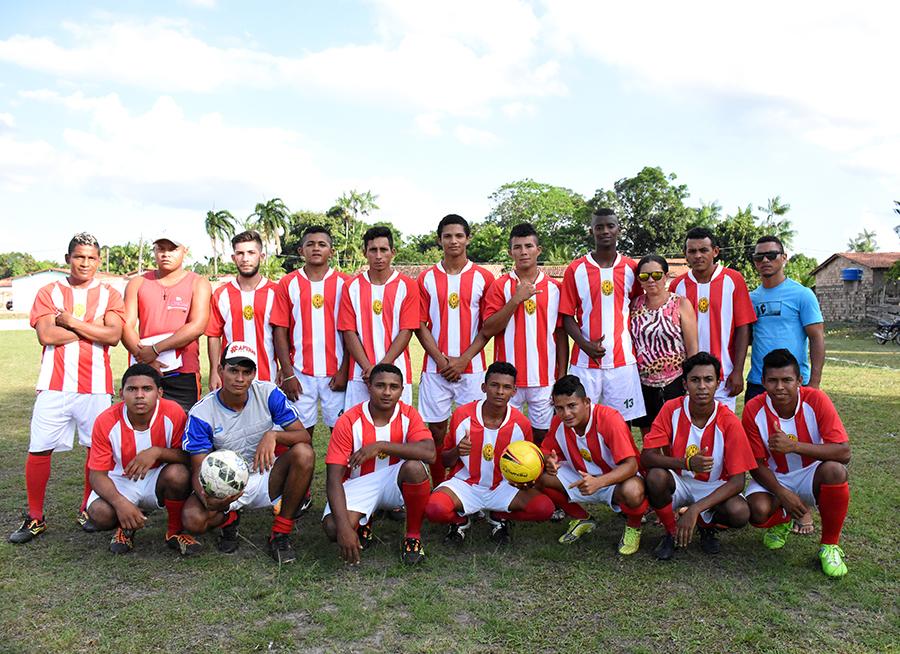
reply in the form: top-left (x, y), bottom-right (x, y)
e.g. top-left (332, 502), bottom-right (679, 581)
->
top-left (748, 278), bottom-right (823, 384)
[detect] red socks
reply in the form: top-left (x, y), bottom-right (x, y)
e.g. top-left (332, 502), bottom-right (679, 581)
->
top-left (542, 486), bottom-right (589, 520)
top-left (221, 510), bottom-right (239, 528)
top-left (493, 493), bottom-right (555, 522)
top-left (401, 480), bottom-right (431, 539)
top-left (164, 499), bottom-right (185, 537)
top-left (80, 448), bottom-right (92, 512)
top-left (271, 515), bottom-right (294, 536)
top-left (818, 482), bottom-right (849, 545)
top-left (753, 508), bottom-right (791, 529)
top-left (424, 490), bottom-right (466, 525)
top-left (25, 453), bottom-right (52, 520)
top-left (654, 503), bottom-right (678, 536)
top-left (621, 498), bottom-right (649, 529)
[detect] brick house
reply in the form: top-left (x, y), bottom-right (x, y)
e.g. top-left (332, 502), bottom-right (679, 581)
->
top-left (810, 252), bottom-right (900, 322)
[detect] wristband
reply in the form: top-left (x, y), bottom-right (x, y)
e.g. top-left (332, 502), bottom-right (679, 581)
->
top-left (151, 343), bottom-right (160, 355)
top-left (684, 454), bottom-right (694, 472)
top-left (282, 375), bottom-right (297, 382)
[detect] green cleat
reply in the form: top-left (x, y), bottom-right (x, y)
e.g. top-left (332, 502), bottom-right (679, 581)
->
top-left (763, 521), bottom-right (792, 550)
top-left (558, 518), bottom-right (596, 544)
top-left (819, 544), bottom-right (848, 578)
top-left (617, 525), bottom-right (642, 555)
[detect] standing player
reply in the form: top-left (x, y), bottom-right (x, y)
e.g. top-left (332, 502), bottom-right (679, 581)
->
top-left (10, 233), bottom-right (125, 544)
top-left (416, 214), bottom-right (495, 485)
top-left (180, 342), bottom-right (315, 564)
top-left (560, 208), bottom-right (645, 422)
top-left (339, 226), bottom-right (419, 409)
top-left (641, 353), bottom-right (757, 560)
top-left (539, 375), bottom-right (648, 555)
top-left (743, 349), bottom-right (851, 577)
top-left (670, 227), bottom-right (755, 410)
top-left (424, 362), bottom-right (555, 546)
top-left (206, 230), bottom-right (280, 389)
top-left (272, 225), bottom-right (349, 438)
top-left (481, 223), bottom-right (568, 442)
top-left (323, 364), bottom-right (435, 565)
top-left (86, 364), bottom-right (199, 556)
top-left (123, 234), bottom-right (211, 413)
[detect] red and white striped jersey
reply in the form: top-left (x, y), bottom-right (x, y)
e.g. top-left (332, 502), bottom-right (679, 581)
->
top-left (271, 268), bottom-right (348, 378)
top-left (446, 401), bottom-right (533, 490)
top-left (541, 403), bottom-right (639, 476)
top-left (30, 278), bottom-right (125, 394)
top-left (325, 401), bottom-right (431, 480)
top-left (669, 265), bottom-right (755, 379)
top-left (338, 271), bottom-right (420, 383)
top-left (560, 254), bottom-right (639, 370)
top-left (742, 387), bottom-right (848, 474)
top-left (482, 271), bottom-right (562, 388)
top-left (89, 398), bottom-right (186, 475)
top-left (418, 261), bottom-right (495, 374)
top-left (643, 397), bottom-right (756, 482)
top-left (206, 278), bottom-right (279, 381)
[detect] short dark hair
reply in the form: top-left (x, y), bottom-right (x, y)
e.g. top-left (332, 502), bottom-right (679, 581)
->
top-left (484, 361), bottom-right (517, 383)
top-left (68, 232), bottom-right (100, 255)
top-left (682, 352), bottom-right (722, 380)
top-left (363, 225), bottom-right (394, 250)
top-left (509, 222), bottom-right (539, 247)
top-left (122, 363), bottom-right (162, 388)
top-left (755, 235), bottom-right (784, 252)
top-left (231, 229), bottom-right (263, 250)
top-left (685, 227), bottom-right (718, 248)
top-left (551, 375), bottom-right (587, 399)
top-left (369, 362), bottom-right (403, 384)
top-left (437, 214), bottom-right (470, 239)
top-left (637, 254), bottom-right (669, 274)
top-left (762, 348), bottom-right (801, 379)
top-left (301, 225), bottom-right (333, 245)
top-left (591, 207), bottom-right (617, 219)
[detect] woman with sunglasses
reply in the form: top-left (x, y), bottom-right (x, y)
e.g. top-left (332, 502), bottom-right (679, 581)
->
top-left (629, 255), bottom-right (699, 433)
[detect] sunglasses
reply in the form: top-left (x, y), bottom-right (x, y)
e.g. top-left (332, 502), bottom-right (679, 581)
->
top-left (638, 271), bottom-right (666, 282)
top-left (752, 251), bottom-right (783, 262)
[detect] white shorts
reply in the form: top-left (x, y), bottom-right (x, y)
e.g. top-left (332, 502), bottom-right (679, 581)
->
top-left (714, 381), bottom-right (737, 412)
top-left (570, 364), bottom-right (646, 422)
top-left (555, 465), bottom-right (620, 511)
top-left (344, 379), bottom-right (412, 411)
top-left (745, 461), bottom-right (820, 506)
top-left (436, 476), bottom-right (520, 515)
top-left (323, 462), bottom-right (423, 526)
top-left (291, 372), bottom-right (345, 428)
top-left (228, 469), bottom-right (275, 512)
top-left (87, 466), bottom-right (164, 512)
top-left (510, 385), bottom-right (554, 429)
top-left (417, 371), bottom-right (485, 423)
top-left (30, 390), bottom-right (111, 453)
top-left (668, 470), bottom-right (734, 524)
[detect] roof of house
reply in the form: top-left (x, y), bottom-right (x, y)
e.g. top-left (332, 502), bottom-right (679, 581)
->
top-left (810, 252), bottom-right (900, 276)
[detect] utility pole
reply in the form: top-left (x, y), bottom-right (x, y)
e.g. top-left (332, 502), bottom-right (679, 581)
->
top-left (138, 235), bottom-right (144, 274)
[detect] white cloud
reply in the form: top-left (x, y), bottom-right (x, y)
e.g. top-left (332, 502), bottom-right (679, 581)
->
top-left (0, 112), bottom-right (14, 129)
top-left (414, 112), bottom-right (444, 137)
top-left (454, 125), bottom-right (499, 147)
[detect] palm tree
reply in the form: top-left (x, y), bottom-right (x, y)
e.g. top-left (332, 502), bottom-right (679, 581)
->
top-left (247, 198), bottom-right (291, 255)
top-left (847, 229), bottom-right (878, 252)
top-left (205, 209), bottom-right (237, 277)
top-left (757, 196), bottom-right (796, 247)
top-left (329, 190), bottom-right (380, 270)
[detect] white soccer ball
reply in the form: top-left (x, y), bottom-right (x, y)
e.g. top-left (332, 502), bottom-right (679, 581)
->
top-left (200, 450), bottom-right (250, 499)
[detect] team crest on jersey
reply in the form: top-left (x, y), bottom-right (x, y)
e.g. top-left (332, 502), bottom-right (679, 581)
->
top-left (448, 292), bottom-right (460, 310)
top-left (698, 297), bottom-right (710, 313)
top-left (482, 443), bottom-right (494, 461)
top-left (685, 444), bottom-right (700, 458)
top-left (242, 305), bottom-right (254, 320)
top-left (601, 280), bottom-right (614, 296)
top-left (579, 448), bottom-right (592, 463)
top-left (787, 433), bottom-right (798, 442)
top-left (73, 303), bottom-right (86, 320)
top-left (372, 299), bottom-right (383, 315)
top-left (523, 298), bottom-right (537, 315)
top-left (312, 293), bottom-right (325, 309)
top-left (377, 450), bottom-right (389, 460)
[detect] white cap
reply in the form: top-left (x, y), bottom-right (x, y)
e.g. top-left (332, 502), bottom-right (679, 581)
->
top-left (223, 341), bottom-right (257, 367)
top-left (153, 232), bottom-right (184, 247)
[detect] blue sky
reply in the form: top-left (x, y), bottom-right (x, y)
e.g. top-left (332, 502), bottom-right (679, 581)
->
top-left (1, 0), bottom-right (898, 265)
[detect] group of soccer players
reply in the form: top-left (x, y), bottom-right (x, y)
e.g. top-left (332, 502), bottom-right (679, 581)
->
top-left (9, 210), bottom-right (852, 577)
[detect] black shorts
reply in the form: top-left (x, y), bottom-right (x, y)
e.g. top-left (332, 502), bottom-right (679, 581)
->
top-left (632, 378), bottom-right (684, 429)
top-left (161, 372), bottom-right (201, 413)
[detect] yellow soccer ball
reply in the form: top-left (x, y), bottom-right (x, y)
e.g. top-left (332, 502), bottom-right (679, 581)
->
top-left (499, 440), bottom-right (544, 486)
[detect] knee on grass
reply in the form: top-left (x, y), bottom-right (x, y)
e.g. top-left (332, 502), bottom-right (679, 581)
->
top-left (716, 496), bottom-right (751, 528)
top-left (287, 442), bottom-right (316, 471)
top-left (398, 460), bottom-right (428, 485)
top-left (86, 500), bottom-right (119, 531)
top-left (644, 468), bottom-right (673, 505)
top-left (616, 476), bottom-right (645, 508)
top-left (816, 461), bottom-right (848, 487)
top-left (158, 463), bottom-right (191, 499)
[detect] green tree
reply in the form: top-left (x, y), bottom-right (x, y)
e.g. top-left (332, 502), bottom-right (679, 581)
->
top-left (714, 205), bottom-right (766, 280)
top-left (847, 229), bottom-right (877, 252)
top-left (281, 210), bottom-right (335, 272)
top-left (396, 232), bottom-right (440, 263)
top-left (102, 243), bottom-right (155, 275)
top-left (785, 253), bottom-right (818, 287)
top-left (247, 198), bottom-right (291, 255)
top-left (757, 195), bottom-right (796, 248)
top-left (693, 200), bottom-right (722, 228)
top-left (204, 209), bottom-right (237, 277)
top-left (0, 252), bottom-right (60, 278)
top-left (468, 222), bottom-right (508, 263)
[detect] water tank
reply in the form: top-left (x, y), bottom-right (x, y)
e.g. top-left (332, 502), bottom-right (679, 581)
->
top-left (841, 268), bottom-right (863, 282)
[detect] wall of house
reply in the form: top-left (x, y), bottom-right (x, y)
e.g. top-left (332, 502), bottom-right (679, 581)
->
top-left (813, 257), bottom-right (872, 322)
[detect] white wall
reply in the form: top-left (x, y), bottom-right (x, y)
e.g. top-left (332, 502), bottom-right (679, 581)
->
top-left (12, 271), bottom-right (67, 313)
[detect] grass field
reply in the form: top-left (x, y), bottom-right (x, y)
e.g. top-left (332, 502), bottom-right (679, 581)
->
top-left (0, 327), bottom-right (898, 653)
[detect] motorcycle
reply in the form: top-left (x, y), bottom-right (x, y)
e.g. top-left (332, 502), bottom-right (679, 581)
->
top-left (873, 318), bottom-right (900, 345)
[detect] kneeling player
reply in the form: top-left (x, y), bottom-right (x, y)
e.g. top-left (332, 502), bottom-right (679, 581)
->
top-left (424, 362), bottom-right (554, 546)
top-left (641, 352), bottom-right (756, 560)
top-left (323, 363), bottom-right (435, 565)
top-left (87, 364), bottom-right (197, 555)
top-left (743, 349), bottom-right (851, 577)
top-left (539, 375), bottom-right (647, 554)
top-left (181, 342), bottom-right (315, 564)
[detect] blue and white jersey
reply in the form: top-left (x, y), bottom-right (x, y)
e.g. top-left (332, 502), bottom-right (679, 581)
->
top-left (183, 381), bottom-right (300, 460)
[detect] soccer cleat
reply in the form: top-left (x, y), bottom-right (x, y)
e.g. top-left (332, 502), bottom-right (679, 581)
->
top-left (763, 521), bottom-right (792, 550)
top-left (698, 527), bottom-right (721, 555)
top-left (299, 493), bottom-right (313, 516)
top-left (217, 511), bottom-right (241, 554)
top-left (617, 525), bottom-right (642, 556)
top-left (819, 544), bottom-right (848, 578)
top-left (401, 537), bottom-right (425, 565)
top-left (166, 532), bottom-right (203, 556)
top-left (9, 513), bottom-right (47, 544)
top-left (109, 528), bottom-right (135, 554)
top-left (654, 533), bottom-right (676, 560)
top-left (268, 533), bottom-right (297, 564)
top-left (387, 506), bottom-right (406, 522)
top-left (443, 517), bottom-right (471, 545)
top-left (357, 522), bottom-right (374, 550)
top-left (77, 510), bottom-right (98, 533)
top-left (486, 516), bottom-right (511, 546)
top-left (559, 518), bottom-right (597, 544)
top-left (550, 508), bottom-right (566, 522)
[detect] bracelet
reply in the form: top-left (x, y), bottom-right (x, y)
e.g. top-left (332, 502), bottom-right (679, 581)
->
top-left (684, 454), bottom-right (694, 472)
top-left (282, 375), bottom-right (297, 382)
top-left (151, 343), bottom-right (160, 355)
